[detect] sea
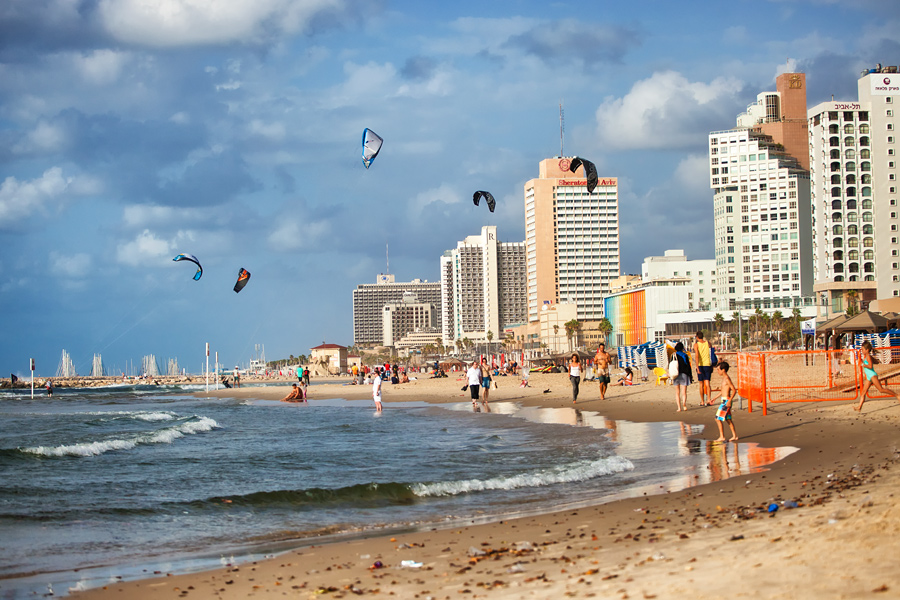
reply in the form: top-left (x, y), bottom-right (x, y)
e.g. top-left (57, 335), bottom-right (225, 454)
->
top-left (0, 383), bottom-right (796, 598)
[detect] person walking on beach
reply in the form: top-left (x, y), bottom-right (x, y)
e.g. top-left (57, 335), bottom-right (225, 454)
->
top-left (709, 361), bottom-right (738, 441)
top-left (296, 365), bottom-right (303, 384)
top-left (568, 353), bottom-right (582, 403)
top-left (480, 358), bottom-right (492, 403)
top-left (303, 365), bottom-right (310, 387)
top-left (372, 369), bottom-right (383, 412)
top-left (233, 367), bottom-right (241, 388)
top-left (854, 341), bottom-right (900, 411)
top-left (672, 342), bottom-right (693, 411)
top-left (594, 344), bottom-right (611, 400)
top-left (693, 331), bottom-right (713, 406)
top-left (466, 361), bottom-right (482, 406)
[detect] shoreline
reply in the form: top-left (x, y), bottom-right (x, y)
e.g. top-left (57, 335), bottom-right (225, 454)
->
top-left (71, 373), bottom-right (900, 599)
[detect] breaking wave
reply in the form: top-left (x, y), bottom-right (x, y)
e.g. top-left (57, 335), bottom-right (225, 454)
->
top-left (411, 455), bottom-right (634, 497)
top-left (19, 416), bottom-right (219, 457)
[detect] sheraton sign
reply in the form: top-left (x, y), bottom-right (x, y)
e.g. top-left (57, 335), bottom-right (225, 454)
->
top-left (558, 178), bottom-right (617, 187)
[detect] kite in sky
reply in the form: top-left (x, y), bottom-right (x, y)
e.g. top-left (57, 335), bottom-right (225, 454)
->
top-left (472, 190), bottom-right (496, 213)
top-left (173, 253), bottom-right (202, 281)
top-left (233, 268), bottom-right (251, 293)
top-left (362, 128), bottom-right (383, 169)
top-left (568, 157), bottom-right (599, 194)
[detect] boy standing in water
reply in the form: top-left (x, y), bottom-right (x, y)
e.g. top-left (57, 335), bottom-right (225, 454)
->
top-left (709, 361), bottom-right (738, 442)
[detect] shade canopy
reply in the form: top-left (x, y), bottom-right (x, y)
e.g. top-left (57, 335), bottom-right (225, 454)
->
top-left (832, 310), bottom-right (891, 333)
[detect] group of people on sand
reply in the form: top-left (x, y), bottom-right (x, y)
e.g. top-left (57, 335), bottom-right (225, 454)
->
top-left (668, 331), bottom-right (737, 441)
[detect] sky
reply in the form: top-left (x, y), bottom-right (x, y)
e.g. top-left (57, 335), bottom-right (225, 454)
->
top-left (3, 0), bottom-right (900, 376)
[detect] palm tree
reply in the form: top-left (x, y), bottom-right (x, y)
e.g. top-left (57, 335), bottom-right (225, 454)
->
top-left (564, 319), bottom-right (581, 351)
top-left (487, 330), bottom-right (494, 354)
top-left (713, 313), bottom-right (725, 333)
top-left (598, 318), bottom-right (612, 346)
top-left (845, 289), bottom-right (860, 317)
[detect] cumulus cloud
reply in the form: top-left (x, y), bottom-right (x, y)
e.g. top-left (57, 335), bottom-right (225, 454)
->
top-left (73, 49), bottom-right (132, 85)
top-left (0, 167), bottom-right (79, 222)
top-left (116, 228), bottom-right (193, 266)
top-left (595, 71), bottom-right (746, 150)
top-left (50, 251), bottom-right (91, 278)
top-left (12, 120), bottom-right (68, 154)
top-left (96, 0), bottom-right (352, 47)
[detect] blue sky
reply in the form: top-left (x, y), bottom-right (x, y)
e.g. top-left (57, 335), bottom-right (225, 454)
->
top-left (2, 0), bottom-right (899, 376)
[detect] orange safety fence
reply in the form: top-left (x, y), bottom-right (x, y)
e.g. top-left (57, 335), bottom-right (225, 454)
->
top-left (736, 346), bottom-right (900, 415)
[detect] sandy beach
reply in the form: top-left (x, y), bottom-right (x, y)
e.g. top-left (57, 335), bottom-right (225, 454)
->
top-left (73, 371), bottom-right (900, 599)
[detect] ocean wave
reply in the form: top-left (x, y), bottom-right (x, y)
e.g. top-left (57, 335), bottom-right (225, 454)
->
top-left (83, 410), bottom-right (177, 423)
top-left (19, 416), bottom-right (219, 458)
top-left (204, 481), bottom-right (417, 508)
top-left (411, 455), bottom-right (634, 497)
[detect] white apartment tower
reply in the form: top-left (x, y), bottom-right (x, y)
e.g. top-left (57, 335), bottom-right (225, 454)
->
top-left (808, 64), bottom-right (900, 308)
top-left (641, 250), bottom-right (717, 311)
top-left (440, 226), bottom-right (527, 347)
top-left (524, 158), bottom-right (620, 322)
top-left (709, 73), bottom-right (814, 311)
top-left (351, 275), bottom-right (441, 346)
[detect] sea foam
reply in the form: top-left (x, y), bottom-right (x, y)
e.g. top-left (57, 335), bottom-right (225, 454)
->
top-left (20, 416), bottom-right (219, 457)
top-left (411, 454), bottom-right (634, 497)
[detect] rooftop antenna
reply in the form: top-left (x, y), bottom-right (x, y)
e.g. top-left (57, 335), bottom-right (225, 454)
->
top-left (559, 101), bottom-right (565, 157)
top-left (386, 242), bottom-right (389, 274)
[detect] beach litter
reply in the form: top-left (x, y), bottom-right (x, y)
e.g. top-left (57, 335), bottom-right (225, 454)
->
top-left (400, 560), bottom-right (423, 568)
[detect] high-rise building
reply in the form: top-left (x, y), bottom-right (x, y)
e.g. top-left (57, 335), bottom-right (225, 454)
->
top-left (440, 226), bottom-right (526, 347)
top-left (382, 292), bottom-right (437, 347)
top-left (709, 73), bottom-right (814, 311)
top-left (807, 64), bottom-right (900, 315)
top-left (523, 158), bottom-right (620, 322)
top-left (351, 274), bottom-right (441, 346)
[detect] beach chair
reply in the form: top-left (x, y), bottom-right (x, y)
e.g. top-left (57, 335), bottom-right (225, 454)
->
top-left (653, 367), bottom-right (670, 386)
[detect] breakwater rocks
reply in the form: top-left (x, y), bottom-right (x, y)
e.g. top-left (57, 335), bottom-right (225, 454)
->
top-left (0, 375), bottom-right (195, 389)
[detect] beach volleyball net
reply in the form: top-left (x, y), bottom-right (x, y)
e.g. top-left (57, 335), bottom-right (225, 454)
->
top-left (737, 346), bottom-right (900, 415)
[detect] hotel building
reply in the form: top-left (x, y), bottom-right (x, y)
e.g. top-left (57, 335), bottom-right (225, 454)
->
top-left (523, 158), bottom-right (620, 322)
top-left (709, 73), bottom-right (814, 311)
top-left (351, 274), bottom-right (441, 346)
top-left (808, 64), bottom-right (900, 315)
top-left (440, 226), bottom-right (527, 347)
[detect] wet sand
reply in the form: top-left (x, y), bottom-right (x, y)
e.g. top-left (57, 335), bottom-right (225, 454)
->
top-left (73, 371), bottom-right (900, 599)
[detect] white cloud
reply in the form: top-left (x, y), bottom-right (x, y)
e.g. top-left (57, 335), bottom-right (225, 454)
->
top-left (672, 154), bottom-right (712, 195)
top-left (50, 251), bottom-right (91, 278)
top-left (12, 120), bottom-right (68, 154)
top-left (97, 0), bottom-right (347, 47)
top-left (0, 167), bottom-right (70, 221)
top-left (246, 119), bottom-right (287, 141)
top-left (116, 229), bottom-right (192, 266)
top-left (594, 71), bottom-right (744, 150)
top-left (73, 49), bottom-right (132, 85)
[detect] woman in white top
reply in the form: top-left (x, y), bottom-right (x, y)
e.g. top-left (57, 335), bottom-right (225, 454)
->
top-left (466, 362), bottom-right (482, 404)
top-left (568, 353), bottom-right (582, 404)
